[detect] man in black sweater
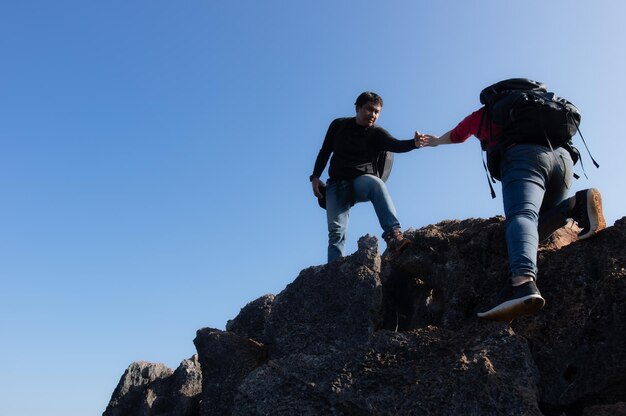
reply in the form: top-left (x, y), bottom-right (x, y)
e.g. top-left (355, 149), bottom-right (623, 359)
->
top-left (310, 91), bottom-right (421, 262)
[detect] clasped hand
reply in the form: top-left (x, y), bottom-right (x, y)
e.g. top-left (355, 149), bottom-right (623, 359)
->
top-left (414, 131), bottom-right (439, 147)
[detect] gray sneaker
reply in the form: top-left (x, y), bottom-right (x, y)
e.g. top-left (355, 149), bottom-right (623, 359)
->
top-left (477, 281), bottom-right (545, 323)
top-left (573, 188), bottom-right (606, 240)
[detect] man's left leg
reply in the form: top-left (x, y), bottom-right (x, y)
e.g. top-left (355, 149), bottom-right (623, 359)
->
top-left (478, 145), bottom-right (549, 322)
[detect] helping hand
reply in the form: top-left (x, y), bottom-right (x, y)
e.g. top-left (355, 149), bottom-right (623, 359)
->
top-left (415, 132), bottom-right (439, 147)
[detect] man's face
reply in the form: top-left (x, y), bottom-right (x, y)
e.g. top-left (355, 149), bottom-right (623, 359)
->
top-left (355, 101), bottom-right (382, 127)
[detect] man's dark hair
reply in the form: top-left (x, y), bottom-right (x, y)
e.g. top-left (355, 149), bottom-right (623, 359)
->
top-left (355, 91), bottom-right (383, 108)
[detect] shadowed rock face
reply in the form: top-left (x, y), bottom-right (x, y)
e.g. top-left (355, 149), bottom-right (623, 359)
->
top-left (104, 216), bottom-right (626, 416)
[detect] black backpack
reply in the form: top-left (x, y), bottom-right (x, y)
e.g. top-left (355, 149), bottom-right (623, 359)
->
top-left (478, 78), bottom-right (597, 196)
top-left (375, 150), bottom-right (394, 182)
top-left (479, 78), bottom-right (581, 149)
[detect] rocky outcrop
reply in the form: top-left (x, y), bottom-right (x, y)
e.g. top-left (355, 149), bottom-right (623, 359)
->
top-left (193, 329), bottom-right (266, 415)
top-left (104, 216), bottom-right (626, 415)
top-left (104, 356), bottom-right (201, 416)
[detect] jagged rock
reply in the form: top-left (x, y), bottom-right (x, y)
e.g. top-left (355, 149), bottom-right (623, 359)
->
top-left (167, 355), bottom-right (203, 414)
top-left (538, 219), bottom-right (580, 251)
top-left (232, 236), bottom-right (383, 414)
top-left (103, 356), bottom-right (201, 416)
top-left (193, 329), bottom-right (267, 416)
top-left (104, 361), bottom-right (173, 416)
top-left (234, 323), bottom-right (542, 415)
top-left (262, 235), bottom-right (382, 358)
top-left (226, 294), bottom-right (275, 342)
top-left (383, 217), bottom-right (510, 331)
top-left (104, 216), bottom-right (626, 416)
top-left (335, 323), bottom-right (541, 415)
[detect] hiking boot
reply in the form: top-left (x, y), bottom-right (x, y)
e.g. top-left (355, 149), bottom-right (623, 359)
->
top-left (573, 188), bottom-right (606, 240)
top-left (384, 229), bottom-right (411, 254)
top-left (477, 281), bottom-right (545, 323)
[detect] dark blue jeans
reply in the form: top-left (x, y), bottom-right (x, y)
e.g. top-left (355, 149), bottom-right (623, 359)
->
top-left (325, 174), bottom-right (401, 262)
top-left (500, 144), bottom-right (573, 279)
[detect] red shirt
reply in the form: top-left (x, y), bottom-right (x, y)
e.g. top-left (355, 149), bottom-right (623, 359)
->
top-left (449, 107), bottom-right (500, 149)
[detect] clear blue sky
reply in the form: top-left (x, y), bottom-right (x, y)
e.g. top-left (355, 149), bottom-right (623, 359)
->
top-left (1, 1), bottom-right (624, 415)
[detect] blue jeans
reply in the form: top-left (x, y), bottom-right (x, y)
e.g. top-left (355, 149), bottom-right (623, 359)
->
top-left (325, 174), bottom-right (401, 262)
top-left (500, 144), bottom-right (573, 279)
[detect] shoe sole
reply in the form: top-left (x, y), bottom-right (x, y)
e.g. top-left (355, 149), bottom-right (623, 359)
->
top-left (477, 294), bottom-right (545, 323)
top-left (579, 188), bottom-right (606, 240)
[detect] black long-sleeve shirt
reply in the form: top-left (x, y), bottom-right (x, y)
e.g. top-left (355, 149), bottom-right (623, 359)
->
top-left (311, 117), bottom-right (417, 181)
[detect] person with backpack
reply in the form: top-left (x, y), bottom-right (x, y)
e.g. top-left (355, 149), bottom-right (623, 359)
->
top-left (311, 91), bottom-right (421, 262)
top-left (416, 78), bottom-right (606, 323)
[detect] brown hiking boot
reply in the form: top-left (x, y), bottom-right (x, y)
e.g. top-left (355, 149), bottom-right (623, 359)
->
top-left (384, 229), bottom-right (411, 254)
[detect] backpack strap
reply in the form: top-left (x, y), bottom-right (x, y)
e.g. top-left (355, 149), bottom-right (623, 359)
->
top-left (571, 113), bottom-right (599, 169)
top-left (479, 106), bottom-right (503, 199)
top-left (480, 150), bottom-right (497, 199)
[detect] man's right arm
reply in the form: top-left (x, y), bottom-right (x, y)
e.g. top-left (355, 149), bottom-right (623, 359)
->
top-left (311, 177), bottom-right (324, 198)
top-left (310, 119), bottom-right (340, 198)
